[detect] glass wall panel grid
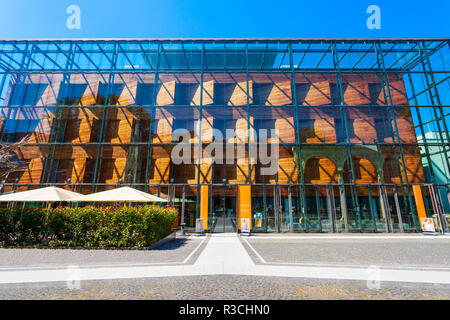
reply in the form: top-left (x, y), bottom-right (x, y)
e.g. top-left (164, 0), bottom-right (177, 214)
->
top-left (0, 38), bottom-right (449, 234)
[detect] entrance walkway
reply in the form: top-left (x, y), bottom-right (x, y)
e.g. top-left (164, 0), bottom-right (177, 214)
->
top-left (0, 234), bottom-right (449, 285)
top-left (195, 234), bottom-right (253, 274)
top-left (212, 217), bottom-right (236, 233)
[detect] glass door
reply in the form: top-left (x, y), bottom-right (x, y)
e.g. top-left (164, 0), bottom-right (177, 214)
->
top-left (211, 185), bottom-right (237, 233)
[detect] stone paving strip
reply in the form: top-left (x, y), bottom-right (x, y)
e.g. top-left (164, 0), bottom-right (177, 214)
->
top-left (0, 234), bottom-right (449, 286)
top-left (0, 236), bottom-right (205, 269)
top-left (243, 236), bottom-right (450, 269)
top-left (0, 275), bottom-right (448, 300)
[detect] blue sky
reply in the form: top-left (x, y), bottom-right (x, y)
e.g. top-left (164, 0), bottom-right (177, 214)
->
top-left (0, 0), bottom-right (449, 38)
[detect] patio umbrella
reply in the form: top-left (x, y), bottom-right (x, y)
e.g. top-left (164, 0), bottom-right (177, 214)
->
top-left (69, 186), bottom-right (168, 202)
top-left (0, 186), bottom-right (82, 202)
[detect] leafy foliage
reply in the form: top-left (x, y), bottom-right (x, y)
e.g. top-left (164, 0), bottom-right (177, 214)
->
top-left (0, 205), bottom-right (177, 248)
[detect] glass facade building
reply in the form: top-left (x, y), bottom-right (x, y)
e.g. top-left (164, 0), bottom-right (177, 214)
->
top-left (0, 38), bottom-right (449, 233)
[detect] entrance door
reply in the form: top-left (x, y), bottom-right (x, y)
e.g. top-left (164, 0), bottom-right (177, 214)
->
top-left (211, 185), bottom-right (237, 233)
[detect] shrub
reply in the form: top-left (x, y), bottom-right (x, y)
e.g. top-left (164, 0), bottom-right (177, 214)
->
top-left (0, 205), bottom-right (177, 248)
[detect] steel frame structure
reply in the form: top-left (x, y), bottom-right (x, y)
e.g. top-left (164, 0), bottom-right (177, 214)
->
top-left (0, 38), bottom-right (449, 233)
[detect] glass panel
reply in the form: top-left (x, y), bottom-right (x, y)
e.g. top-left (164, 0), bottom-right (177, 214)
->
top-left (344, 185), bottom-right (362, 232)
top-left (279, 186), bottom-right (290, 232)
top-left (224, 43), bottom-right (246, 69)
top-left (251, 185), bottom-right (266, 232)
top-left (211, 185), bottom-right (237, 233)
top-left (266, 185), bottom-right (276, 232)
top-left (298, 106), bottom-right (344, 144)
top-left (249, 73), bottom-right (292, 106)
top-left (358, 187), bottom-right (377, 232)
top-left (316, 186), bottom-right (333, 232)
top-left (302, 185), bottom-right (320, 232)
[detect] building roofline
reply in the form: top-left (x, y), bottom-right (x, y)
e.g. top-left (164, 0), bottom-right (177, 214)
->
top-left (0, 37), bottom-right (448, 42)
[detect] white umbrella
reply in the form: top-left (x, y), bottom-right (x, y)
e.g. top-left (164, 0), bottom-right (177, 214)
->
top-left (0, 186), bottom-right (82, 202)
top-left (69, 186), bottom-right (168, 202)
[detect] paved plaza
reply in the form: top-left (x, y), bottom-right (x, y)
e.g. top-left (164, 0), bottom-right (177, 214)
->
top-left (1, 276), bottom-right (449, 300)
top-left (243, 235), bottom-right (450, 268)
top-left (0, 233), bottom-right (449, 299)
top-left (0, 237), bottom-right (205, 268)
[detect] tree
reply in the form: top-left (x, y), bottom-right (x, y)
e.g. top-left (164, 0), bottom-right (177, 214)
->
top-left (0, 135), bottom-right (29, 192)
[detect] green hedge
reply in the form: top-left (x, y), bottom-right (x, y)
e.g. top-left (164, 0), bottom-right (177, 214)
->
top-left (0, 205), bottom-right (178, 248)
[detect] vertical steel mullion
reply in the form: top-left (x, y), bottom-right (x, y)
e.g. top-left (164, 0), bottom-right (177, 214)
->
top-left (144, 42), bottom-right (161, 192)
top-left (0, 72), bottom-right (8, 142)
top-left (376, 41), bottom-right (416, 227)
top-left (366, 73), bottom-right (388, 231)
top-left (11, 72), bottom-right (36, 143)
top-left (14, 45), bottom-right (42, 182)
top-left (418, 43), bottom-right (447, 149)
top-left (245, 43), bottom-right (252, 185)
top-left (446, 185), bottom-right (450, 232)
top-left (380, 185), bottom-right (391, 232)
top-left (5, 77), bottom-right (22, 143)
top-left (222, 185), bottom-right (226, 233)
top-left (43, 43), bottom-right (74, 184)
top-left (195, 43), bottom-right (205, 221)
top-left (327, 185), bottom-right (336, 233)
top-left (92, 43), bottom-right (118, 191)
top-left (157, 185), bottom-right (161, 207)
top-left (0, 72), bottom-right (8, 120)
top-left (11, 72), bottom-right (33, 142)
top-left (407, 72), bottom-right (436, 184)
top-left (0, 44), bottom-right (29, 193)
top-left (263, 184), bottom-right (267, 232)
top-left (427, 184), bottom-right (444, 234)
top-left (433, 185), bottom-right (449, 233)
top-left (367, 185), bottom-right (377, 232)
top-left (289, 42), bottom-right (307, 230)
top-left (273, 184), bottom-right (278, 232)
top-left (0, 43), bottom-right (29, 143)
top-left (210, 185), bottom-right (215, 230)
top-left (420, 41), bottom-right (450, 178)
top-left (315, 185), bottom-right (322, 232)
top-left (393, 185), bottom-right (404, 232)
top-left (180, 184), bottom-right (186, 235)
top-left (288, 185), bottom-right (294, 232)
top-left (332, 41), bottom-right (351, 232)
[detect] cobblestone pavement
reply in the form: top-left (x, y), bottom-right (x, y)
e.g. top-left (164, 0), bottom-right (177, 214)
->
top-left (245, 238), bottom-right (450, 268)
top-left (0, 236), bottom-right (202, 268)
top-left (1, 235), bottom-right (449, 299)
top-left (0, 275), bottom-right (448, 300)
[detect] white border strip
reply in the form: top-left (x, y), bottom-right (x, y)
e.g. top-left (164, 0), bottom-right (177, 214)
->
top-left (1, 263), bottom-right (450, 285)
top-left (242, 237), bottom-right (266, 264)
top-left (182, 236), bottom-right (207, 264)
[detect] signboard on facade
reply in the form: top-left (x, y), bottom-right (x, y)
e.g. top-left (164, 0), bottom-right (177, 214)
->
top-left (195, 218), bottom-right (205, 234)
top-left (254, 212), bottom-right (263, 228)
top-left (420, 217), bottom-right (436, 234)
top-left (241, 218), bottom-right (251, 235)
top-left (200, 185), bottom-right (209, 230)
top-left (238, 185), bottom-right (252, 231)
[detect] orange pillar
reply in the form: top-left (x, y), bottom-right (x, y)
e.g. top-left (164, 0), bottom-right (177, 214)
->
top-left (238, 185), bottom-right (252, 231)
top-left (200, 185), bottom-right (209, 230)
top-left (412, 185), bottom-right (427, 230)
